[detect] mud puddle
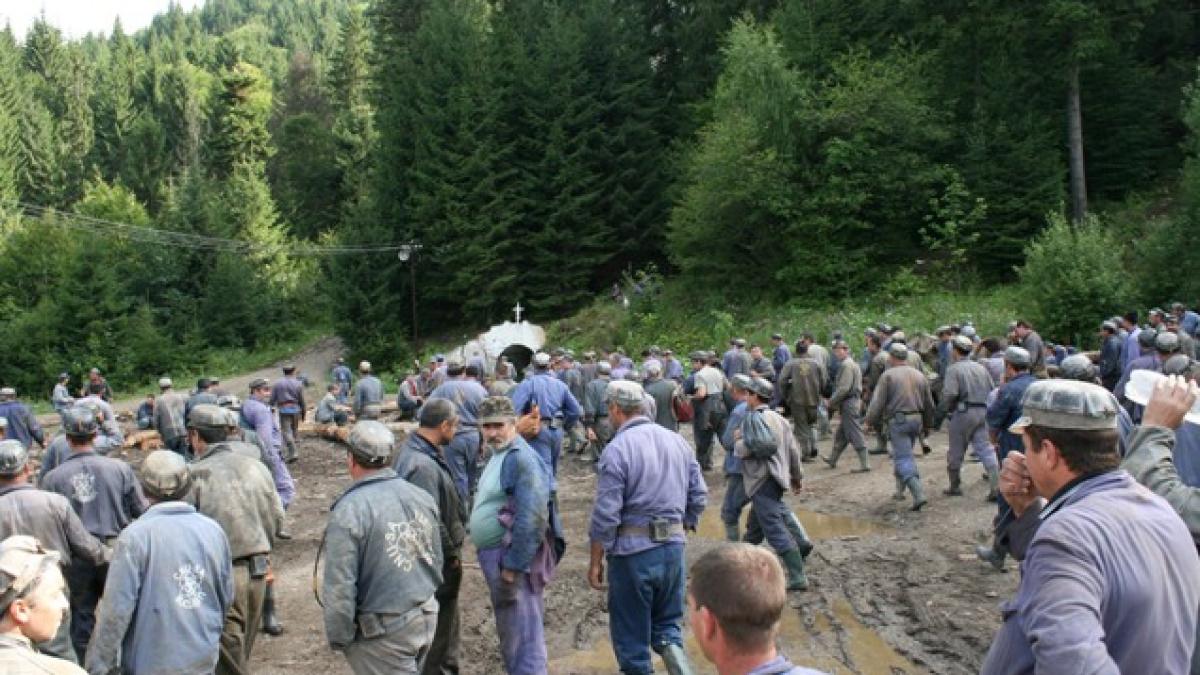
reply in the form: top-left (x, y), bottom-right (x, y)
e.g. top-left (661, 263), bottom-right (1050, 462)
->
top-left (695, 502), bottom-right (888, 541)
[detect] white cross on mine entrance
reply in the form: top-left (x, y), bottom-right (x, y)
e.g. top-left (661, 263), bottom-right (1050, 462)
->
top-left (513, 302), bottom-right (524, 323)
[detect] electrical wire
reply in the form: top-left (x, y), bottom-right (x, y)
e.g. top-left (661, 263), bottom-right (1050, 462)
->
top-left (14, 202), bottom-right (418, 256)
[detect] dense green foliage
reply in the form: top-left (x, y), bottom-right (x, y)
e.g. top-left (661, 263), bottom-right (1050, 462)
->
top-left (2, 0), bottom-right (1200, 392)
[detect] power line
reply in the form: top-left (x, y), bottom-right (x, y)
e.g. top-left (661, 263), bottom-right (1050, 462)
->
top-left (14, 202), bottom-right (418, 257)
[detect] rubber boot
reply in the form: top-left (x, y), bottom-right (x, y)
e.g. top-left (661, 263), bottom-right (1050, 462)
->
top-left (824, 444), bottom-right (844, 468)
top-left (780, 549), bottom-right (810, 591)
top-left (852, 448), bottom-right (871, 473)
top-left (975, 544), bottom-right (1006, 572)
top-left (262, 581), bottom-right (283, 636)
top-left (659, 643), bottom-right (694, 675)
top-left (985, 466), bottom-right (1000, 502)
top-left (724, 523), bottom-right (740, 543)
top-left (892, 476), bottom-right (906, 500)
top-left (907, 477), bottom-right (927, 511)
top-left (786, 513), bottom-right (814, 559)
top-left (943, 468), bottom-right (963, 496)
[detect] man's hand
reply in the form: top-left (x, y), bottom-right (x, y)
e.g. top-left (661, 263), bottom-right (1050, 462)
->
top-left (1141, 375), bottom-right (1198, 431)
top-left (588, 560), bottom-right (606, 590)
top-left (790, 477), bottom-right (803, 495)
top-left (516, 404), bottom-right (541, 439)
top-left (500, 568), bottom-right (517, 584)
top-left (586, 427), bottom-right (597, 442)
top-left (999, 451), bottom-right (1037, 517)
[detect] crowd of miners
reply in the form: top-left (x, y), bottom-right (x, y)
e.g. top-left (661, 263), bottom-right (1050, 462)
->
top-left (2, 300), bottom-right (1200, 674)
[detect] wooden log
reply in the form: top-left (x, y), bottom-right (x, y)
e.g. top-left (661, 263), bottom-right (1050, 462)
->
top-left (123, 430), bottom-right (163, 451)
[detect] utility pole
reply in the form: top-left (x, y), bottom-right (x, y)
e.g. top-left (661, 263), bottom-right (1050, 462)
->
top-left (398, 244), bottom-right (423, 343)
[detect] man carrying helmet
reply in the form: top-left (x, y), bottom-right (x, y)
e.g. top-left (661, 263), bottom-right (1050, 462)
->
top-left (41, 407), bottom-right (147, 658)
top-left (86, 451), bottom-right (233, 674)
top-left (322, 421), bottom-right (442, 674)
top-left (0, 535), bottom-right (82, 674)
top-left (184, 404), bottom-right (283, 675)
top-left (0, 439), bottom-right (108, 664)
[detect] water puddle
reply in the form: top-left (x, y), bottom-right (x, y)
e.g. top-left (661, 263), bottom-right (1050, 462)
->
top-left (695, 504), bottom-right (888, 541)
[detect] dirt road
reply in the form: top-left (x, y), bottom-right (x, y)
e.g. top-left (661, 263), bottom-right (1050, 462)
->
top-left (251, 423), bottom-right (1015, 675)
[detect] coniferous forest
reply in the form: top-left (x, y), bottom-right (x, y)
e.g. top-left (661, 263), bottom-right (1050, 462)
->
top-left (2, 0), bottom-right (1200, 393)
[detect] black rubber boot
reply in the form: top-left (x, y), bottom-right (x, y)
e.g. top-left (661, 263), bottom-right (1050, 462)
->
top-left (943, 468), bottom-right (963, 496)
top-left (262, 582), bottom-right (283, 636)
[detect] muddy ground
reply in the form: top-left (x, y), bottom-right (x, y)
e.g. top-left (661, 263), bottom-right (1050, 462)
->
top-left (247, 421), bottom-right (1016, 675)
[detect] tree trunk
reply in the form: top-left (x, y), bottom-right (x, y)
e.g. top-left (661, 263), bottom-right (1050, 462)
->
top-left (1067, 59), bottom-right (1087, 222)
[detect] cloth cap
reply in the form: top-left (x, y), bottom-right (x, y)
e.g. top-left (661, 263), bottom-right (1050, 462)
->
top-left (1009, 380), bottom-right (1119, 433)
top-left (61, 406), bottom-right (99, 438)
top-left (747, 377), bottom-right (773, 399)
top-left (1004, 346), bottom-right (1031, 367)
top-left (887, 343), bottom-right (909, 360)
top-left (1162, 355), bottom-right (1195, 377)
top-left (187, 404), bottom-right (228, 430)
top-left (0, 536), bottom-right (60, 602)
top-left (0, 440), bottom-right (28, 477)
top-left (1101, 320), bottom-right (1117, 332)
top-left (688, 351), bottom-right (706, 362)
top-left (733, 338), bottom-right (747, 347)
top-left (57, 372), bottom-right (68, 380)
top-left (139, 450), bottom-right (191, 500)
top-left (951, 335), bottom-right (974, 353)
top-left (1138, 329), bottom-right (1158, 349)
top-left (605, 380), bottom-right (645, 407)
top-left (730, 374), bottom-right (752, 391)
top-left (936, 325), bottom-right (952, 335)
top-left (158, 377), bottom-right (172, 388)
top-left (532, 352), bottom-right (552, 367)
top-left (478, 396), bottom-right (517, 424)
top-left (1156, 331), bottom-right (1180, 353)
top-left (1058, 354), bottom-right (1097, 382)
top-left (248, 377), bottom-right (270, 391)
top-left (446, 355), bottom-right (465, 369)
top-left (1167, 315), bottom-right (1181, 325)
top-left (877, 323), bottom-right (893, 334)
top-left (196, 378), bottom-right (212, 391)
top-left (347, 421), bottom-right (394, 463)
top-left (359, 361), bottom-right (372, 372)
top-left (831, 339), bottom-right (849, 350)
top-left (771, 333), bottom-right (784, 340)
top-left (596, 361), bottom-right (612, 375)
top-left (1150, 308), bottom-right (1165, 317)
top-left (890, 331), bottom-right (907, 344)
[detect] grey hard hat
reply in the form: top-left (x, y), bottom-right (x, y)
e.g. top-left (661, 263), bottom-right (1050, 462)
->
top-left (1162, 355), bottom-right (1195, 377)
top-left (138, 450), bottom-right (191, 500)
top-left (888, 343), bottom-right (909, 360)
top-left (688, 351), bottom-right (706, 362)
top-left (1009, 380), bottom-right (1119, 433)
top-left (1101, 320), bottom-right (1117, 332)
top-left (960, 325), bottom-right (977, 338)
top-left (533, 352), bottom-right (551, 367)
top-left (446, 355), bottom-right (465, 369)
top-left (730, 373), bottom-right (753, 391)
top-left (478, 396), bottom-right (517, 424)
top-left (0, 440), bottom-right (29, 477)
top-left (1138, 329), bottom-right (1157, 349)
top-left (248, 377), bottom-right (269, 391)
top-left (746, 377), bottom-right (773, 399)
top-left (645, 361), bottom-right (662, 376)
top-left (1058, 354), bottom-right (1097, 382)
top-left (1004, 346), bottom-right (1031, 368)
top-left (347, 421), bottom-right (395, 463)
top-left (891, 331), bottom-right (907, 344)
top-left (605, 380), bottom-right (645, 407)
top-left (951, 335), bottom-right (973, 353)
top-left (61, 406), bottom-right (99, 438)
top-left (187, 404), bottom-right (228, 430)
top-left (158, 377), bottom-right (173, 388)
top-left (1155, 331), bottom-right (1180, 353)
top-left (596, 361), bottom-right (612, 375)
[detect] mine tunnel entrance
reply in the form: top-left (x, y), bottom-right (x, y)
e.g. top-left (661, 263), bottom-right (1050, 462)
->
top-left (498, 344), bottom-right (534, 380)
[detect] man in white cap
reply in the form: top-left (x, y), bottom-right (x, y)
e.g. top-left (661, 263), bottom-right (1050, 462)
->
top-left (0, 535), bottom-right (82, 674)
top-left (354, 361), bottom-right (384, 420)
top-left (154, 377), bottom-right (189, 457)
top-left (588, 380), bottom-right (706, 675)
top-left (981, 379), bottom-right (1199, 673)
top-left (942, 335), bottom-right (1000, 499)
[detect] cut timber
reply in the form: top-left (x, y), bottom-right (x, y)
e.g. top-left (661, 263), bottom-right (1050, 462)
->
top-left (299, 421), bottom-right (413, 445)
top-left (123, 430), bottom-right (163, 452)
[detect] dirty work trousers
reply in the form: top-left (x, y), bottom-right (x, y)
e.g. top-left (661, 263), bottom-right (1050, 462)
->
top-left (607, 543), bottom-right (686, 675)
top-left (832, 398), bottom-right (866, 455)
top-left (947, 407), bottom-right (998, 472)
top-left (344, 597), bottom-right (438, 675)
top-left (747, 480), bottom-right (797, 555)
top-left (477, 546), bottom-right (547, 675)
top-left (889, 415), bottom-right (922, 482)
top-left (421, 561), bottom-right (462, 675)
top-left (217, 561), bottom-right (265, 675)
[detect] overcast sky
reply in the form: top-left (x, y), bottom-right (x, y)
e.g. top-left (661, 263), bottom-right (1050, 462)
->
top-left (3, 0), bottom-right (203, 40)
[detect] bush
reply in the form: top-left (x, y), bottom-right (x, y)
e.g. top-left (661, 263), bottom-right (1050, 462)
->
top-left (1018, 212), bottom-right (1131, 345)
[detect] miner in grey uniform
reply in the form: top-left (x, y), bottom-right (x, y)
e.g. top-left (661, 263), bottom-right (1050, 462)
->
top-left (185, 404), bottom-right (283, 675)
top-left (865, 343), bottom-right (935, 511)
top-left (775, 342), bottom-right (826, 462)
top-left (644, 362), bottom-right (680, 431)
top-left (0, 440), bottom-right (108, 663)
top-left (354, 361), bottom-right (385, 420)
top-left (942, 335), bottom-right (1001, 499)
top-left (583, 361), bottom-right (615, 460)
top-left (153, 377), bottom-right (189, 457)
top-left (322, 421), bottom-right (443, 675)
top-left (85, 451), bottom-right (233, 675)
top-left (823, 340), bottom-right (869, 472)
